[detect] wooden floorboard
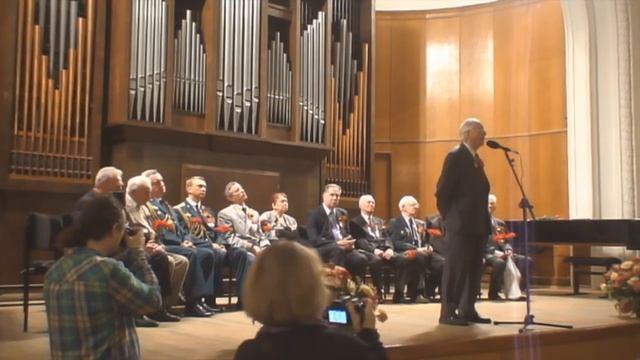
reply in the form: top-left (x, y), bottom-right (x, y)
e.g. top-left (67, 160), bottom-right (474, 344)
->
top-left (1, 288), bottom-right (639, 359)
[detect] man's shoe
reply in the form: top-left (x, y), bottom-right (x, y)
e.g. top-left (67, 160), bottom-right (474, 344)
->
top-left (439, 315), bottom-right (468, 326)
top-left (200, 301), bottom-right (223, 313)
top-left (411, 295), bottom-right (430, 304)
top-left (135, 315), bottom-right (159, 327)
top-left (147, 310), bottom-right (181, 322)
top-left (166, 308), bottom-right (183, 318)
top-left (464, 314), bottom-right (492, 324)
top-left (488, 293), bottom-right (504, 301)
top-left (184, 303), bottom-right (213, 317)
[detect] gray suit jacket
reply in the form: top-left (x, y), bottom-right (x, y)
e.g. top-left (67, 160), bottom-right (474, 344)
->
top-left (259, 210), bottom-right (298, 240)
top-left (218, 203), bottom-right (261, 250)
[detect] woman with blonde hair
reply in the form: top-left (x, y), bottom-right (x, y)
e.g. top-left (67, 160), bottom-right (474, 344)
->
top-left (235, 241), bottom-right (386, 360)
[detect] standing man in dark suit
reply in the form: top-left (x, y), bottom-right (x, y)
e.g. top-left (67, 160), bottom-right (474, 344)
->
top-left (349, 194), bottom-right (405, 300)
top-left (436, 118), bottom-right (492, 326)
top-left (305, 184), bottom-right (368, 279)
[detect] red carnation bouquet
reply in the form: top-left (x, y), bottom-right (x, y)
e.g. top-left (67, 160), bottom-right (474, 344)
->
top-left (260, 220), bottom-right (273, 233)
top-left (214, 223), bottom-right (233, 233)
top-left (427, 228), bottom-right (443, 237)
top-left (152, 219), bottom-right (175, 233)
top-left (403, 249), bottom-right (418, 260)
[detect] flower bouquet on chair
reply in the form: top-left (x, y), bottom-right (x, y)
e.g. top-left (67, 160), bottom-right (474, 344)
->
top-left (602, 258), bottom-right (640, 318)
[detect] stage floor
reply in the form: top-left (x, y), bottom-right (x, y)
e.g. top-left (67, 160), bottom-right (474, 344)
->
top-left (1, 288), bottom-right (639, 360)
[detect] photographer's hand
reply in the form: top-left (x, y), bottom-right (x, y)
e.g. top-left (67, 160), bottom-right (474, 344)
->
top-left (347, 298), bottom-right (376, 333)
top-left (125, 228), bottom-right (145, 249)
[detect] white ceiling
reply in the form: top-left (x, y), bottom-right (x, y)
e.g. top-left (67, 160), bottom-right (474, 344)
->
top-left (375, 0), bottom-right (497, 11)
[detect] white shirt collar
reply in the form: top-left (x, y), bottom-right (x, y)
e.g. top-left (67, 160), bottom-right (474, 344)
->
top-left (462, 142), bottom-right (476, 157)
top-left (322, 203), bottom-right (334, 216)
top-left (402, 214), bottom-right (414, 227)
top-left (186, 197), bottom-right (200, 209)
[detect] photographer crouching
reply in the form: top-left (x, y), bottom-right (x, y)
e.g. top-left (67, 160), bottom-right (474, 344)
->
top-left (235, 241), bottom-right (387, 360)
top-left (44, 196), bottom-right (162, 359)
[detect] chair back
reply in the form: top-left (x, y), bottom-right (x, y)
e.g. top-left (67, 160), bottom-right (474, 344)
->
top-left (24, 213), bottom-right (68, 252)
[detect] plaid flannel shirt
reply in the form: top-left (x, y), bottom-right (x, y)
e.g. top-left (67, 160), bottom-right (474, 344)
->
top-left (44, 247), bottom-right (162, 359)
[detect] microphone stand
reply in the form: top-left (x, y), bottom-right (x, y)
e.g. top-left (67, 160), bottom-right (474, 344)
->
top-left (491, 148), bottom-right (573, 333)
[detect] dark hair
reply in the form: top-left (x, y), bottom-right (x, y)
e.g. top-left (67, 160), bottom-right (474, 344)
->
top-left (65, 196), bottom-right (125, 247)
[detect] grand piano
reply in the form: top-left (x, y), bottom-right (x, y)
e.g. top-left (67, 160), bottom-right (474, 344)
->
top-left (505, 219), bottom-right (640, 250)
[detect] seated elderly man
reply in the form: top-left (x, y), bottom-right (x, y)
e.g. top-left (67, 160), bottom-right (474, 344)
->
top-left (259, 192), bottom-right (299, 242)
top-left (485, 194), bottom-right (533, 300)
top-left (388, 196), bottom-right (445, 304)
top-left (305, 184), bottom-right (368, 280)
top-left (125, 175), bottom-right (188, 323)
top-left (73, 166), bottom-right (124, 217)
top-left (349, 194), bottom-right (405, 300)
top-left (141, 169), bottom-right (219, 317)
top-left (218, 182), bottom-right (266, 252)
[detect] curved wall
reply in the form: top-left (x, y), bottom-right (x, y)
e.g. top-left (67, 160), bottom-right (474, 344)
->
top-left (374, 0), bottom-right (568, 284)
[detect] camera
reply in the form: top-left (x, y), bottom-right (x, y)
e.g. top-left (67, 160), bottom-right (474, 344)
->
top-left (125, 225), bottom-right (138, 237)
top-left (325, 297), bottom-right (365, 326)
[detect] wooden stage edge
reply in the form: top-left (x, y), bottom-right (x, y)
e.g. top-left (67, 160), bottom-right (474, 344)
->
top-left (1, 290), bottom-right (640, 359)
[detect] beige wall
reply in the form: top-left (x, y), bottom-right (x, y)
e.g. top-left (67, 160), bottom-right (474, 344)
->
top-left (374, 0), bottom-right (569, 284)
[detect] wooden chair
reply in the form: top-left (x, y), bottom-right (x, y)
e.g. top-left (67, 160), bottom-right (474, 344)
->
top-left (22, 212), bottom-right (72, 332)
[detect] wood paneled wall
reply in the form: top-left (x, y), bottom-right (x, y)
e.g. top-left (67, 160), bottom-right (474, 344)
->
top-left (375, 0), bottom-right (569, 284)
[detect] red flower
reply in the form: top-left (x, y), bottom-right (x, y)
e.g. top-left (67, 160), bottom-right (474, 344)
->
top-left (427, 228), bottom-right (443, 237)
top-left (190, 217), bottom-right (203, 225)
top-left (152, 219), bottom-right (175, 232)
top-left (404, 249), bottom-right (417, 260)
top-left (493, 232), bottom-right (517, 242)
top-left (260, 220), bottom-right (273, 233)
top-left (214, 223), bottom-right (233, 233)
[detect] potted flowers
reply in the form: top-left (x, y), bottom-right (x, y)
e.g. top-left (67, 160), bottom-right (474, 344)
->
top-left (602, 258), bottom-right (640, 318)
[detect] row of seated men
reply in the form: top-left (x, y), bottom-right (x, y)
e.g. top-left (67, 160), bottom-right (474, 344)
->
top-left (70, 166), bottom-right (530, 326)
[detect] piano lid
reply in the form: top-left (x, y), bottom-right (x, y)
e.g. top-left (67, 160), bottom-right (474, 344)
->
top-left (504, 219), bottom-right (640, 250)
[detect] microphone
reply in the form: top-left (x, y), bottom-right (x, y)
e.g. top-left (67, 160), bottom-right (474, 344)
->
top-left (486, 140), bottom-right (519, 154)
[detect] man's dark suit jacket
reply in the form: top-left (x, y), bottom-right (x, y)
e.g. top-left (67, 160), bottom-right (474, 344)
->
top-left (485, 217), bottom-right (513, 259)
top-left (435, 144), bottom-right (491, 236)
top-left (349, 215), bottom-right (392, 252)
top-left (305, 206), bottom-right (349, 248)
top-left (388, 216), bottom-right (428, 252)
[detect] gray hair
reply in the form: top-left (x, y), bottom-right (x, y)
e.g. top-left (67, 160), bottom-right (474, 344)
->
top-left (458, 117), bottom-right (482, 139)
top-left (488, 193), bottom-right (497, 203)
top-left (126, 175), bottom-right (151, 194)
top-left (398, 195), bottom-right (418, 210)
top-left (141, 169), bottom-right (160, 178)
top-left (359, 194), bottom-right (375, 207)
top-left (224, 181), bottom-right (241, 199)
top-left (323, 183), bottom-right (342, 194)
top-left (94, 166), bottom-right (123, 186)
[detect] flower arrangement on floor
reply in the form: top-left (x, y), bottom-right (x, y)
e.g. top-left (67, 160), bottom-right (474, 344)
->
top-left (323, 264), bottom-right (388, 323)
top-left (602, 258), bottom-right (640, 318)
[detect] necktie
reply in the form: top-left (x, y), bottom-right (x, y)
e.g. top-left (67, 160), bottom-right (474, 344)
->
top-left (329, 210), bottom-right (342, 240)
top-left (475, 153), bottom-right (484, 170)
top-left (409, 218), bottom-right (418, 245)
